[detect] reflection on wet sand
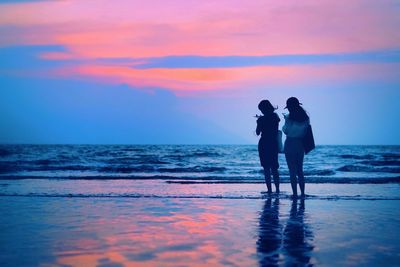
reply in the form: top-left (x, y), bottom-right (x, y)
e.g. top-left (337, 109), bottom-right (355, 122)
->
top-left (258, 198), bottom-right (314, 266)
top-left (3, 195), bottom-right (400, 266)
top-left (257, 198), bottom-right (282, 266)
top-left (49, 198), bottom-right (260, 267)
top-left (283, 199), bottom-right (314, 266)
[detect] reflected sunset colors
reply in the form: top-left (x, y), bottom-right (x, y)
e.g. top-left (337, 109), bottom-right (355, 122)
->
top-left (17, 195), bottom-right (311, 267)
top-left (2, 179), bottom-right (400, 266)
top-left (47, 198), bottom-right (260, 267)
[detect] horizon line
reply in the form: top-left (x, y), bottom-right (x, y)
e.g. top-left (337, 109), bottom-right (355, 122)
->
top-left (1, 143), bottom-right (399, 146)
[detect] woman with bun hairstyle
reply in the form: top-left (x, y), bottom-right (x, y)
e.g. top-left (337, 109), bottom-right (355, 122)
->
top-left (256, 100), bottom-right (280, 194)
top-left (282, 97), bottom-right (310, 198)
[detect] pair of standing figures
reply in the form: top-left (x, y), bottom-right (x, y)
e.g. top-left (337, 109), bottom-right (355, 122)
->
top-left (256, 97), bottom-right (310, 197)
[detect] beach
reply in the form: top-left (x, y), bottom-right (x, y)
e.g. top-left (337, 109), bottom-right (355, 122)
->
top-left (1, 181), bottom-right (400, 267)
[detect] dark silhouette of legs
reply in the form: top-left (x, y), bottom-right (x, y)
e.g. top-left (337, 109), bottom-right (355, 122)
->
top-left (285, 153), bottom-right (298, 196)
top-left (286, 151), bottom-right (305, 197)
top-left (298, 171), bottom-right (305, 196)
top-left (296, 152), bottom-right (305, 196)
top-left (263, 167), bottom-right (272, 193)
top-left (290, 177), bottom-right (297, 197)
top-left (272, 168), bottom-right (280, 193)
top-left (264, 167), bottom-right (280, 193)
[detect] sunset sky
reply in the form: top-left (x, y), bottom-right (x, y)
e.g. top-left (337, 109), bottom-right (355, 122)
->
top-left (1, 0), bottom-right (399, 144)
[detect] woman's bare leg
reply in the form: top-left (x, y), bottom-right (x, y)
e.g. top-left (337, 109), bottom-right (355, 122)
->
top-left (271, 168), bottom-right (280, 193)
top-left (263, 167), bottom-right (272, 193)
top-left (296, 152), bottom-right (305, 196)
top-left (285, 153), bottom-right (298, 197)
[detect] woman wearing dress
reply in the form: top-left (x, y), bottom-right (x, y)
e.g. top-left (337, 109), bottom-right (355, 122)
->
top-left (256, 100), bottom-right (280, 194)
top-left (282, 97), bottom-right (310, 198)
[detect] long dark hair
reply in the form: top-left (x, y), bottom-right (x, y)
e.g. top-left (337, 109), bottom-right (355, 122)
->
top-left (258, 100), bottom-right (277, 114)
top-left (289, 106), bottom-right (309, 122)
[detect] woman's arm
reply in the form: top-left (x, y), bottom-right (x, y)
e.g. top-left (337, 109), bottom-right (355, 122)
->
top-left (282, 117), bottom-right (289, 135)
top-left (256, 119), bottom-right (261, 136)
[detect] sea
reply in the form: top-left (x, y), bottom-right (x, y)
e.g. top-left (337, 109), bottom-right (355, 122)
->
top-left (0, 144), bottom-right (399, 184)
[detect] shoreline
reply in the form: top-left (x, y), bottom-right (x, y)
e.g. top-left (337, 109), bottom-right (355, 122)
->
top-left (1, 176), bottom-right (400, 184)
top-left (1, 179), bottom-right (399, 199)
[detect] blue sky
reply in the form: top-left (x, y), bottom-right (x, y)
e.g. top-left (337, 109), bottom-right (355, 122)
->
top-left (1, 45), bottom-right (399, 144)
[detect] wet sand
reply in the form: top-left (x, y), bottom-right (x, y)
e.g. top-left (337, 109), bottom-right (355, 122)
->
top-left (1, 182), bottom-right (400, 266)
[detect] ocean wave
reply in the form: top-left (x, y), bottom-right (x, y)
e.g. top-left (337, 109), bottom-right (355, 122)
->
top-left (189, 151), bottom-right (222, 157)
top-left (337, 165), bottom-right (400, 173)
top-left (157, 166), bottom-right (226, 173)
top-left (0, 192), bottom-right (399, 201)
top-left (248, 169), bottom-right (335, 176)
top-left (0, 175), bottom-right (399, 184)
top-left (0, 164), bottom-right (17, 173)
top-left (247, 169), bottom-right (264, 175)
top-left (105, 156), bottom-right (169, 165)
top-left (382, 153), bottom-right (400, 160)
top-left (305, 169), bottom-right (336, 176)
top-left (339, 154), bottom-right (374, 160)
top-left (166, 177), bottom-right (400, 184)
top-left (98, 165), bottom-right (156, 173)
top-left (0, 148), bottom-right (12, 157)
top-left (360, 160), bottom-right (400, 166)
top-left (33, 159), bottom-right (60, 165)
top-left (1, 159), bottom-right (72, 166)
top-left (0, 163), bottom-right (93, 173)
top-left (37, 165), bottom-right (92, 171)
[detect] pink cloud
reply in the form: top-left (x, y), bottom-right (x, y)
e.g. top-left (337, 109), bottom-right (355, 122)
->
top-left (51, 62), bottom-right (400, 95)
top-left (1, 0), bottom-right (399, 56)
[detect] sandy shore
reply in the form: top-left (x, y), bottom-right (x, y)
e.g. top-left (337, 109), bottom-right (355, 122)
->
top-left (0, 182), bottom-right (400, 266)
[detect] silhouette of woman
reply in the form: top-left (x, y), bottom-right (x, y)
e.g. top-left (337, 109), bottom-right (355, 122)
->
top-left (282, 97), bottom-right (310, 197)
top-left (256, 100), bottom-right (280, 193)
